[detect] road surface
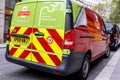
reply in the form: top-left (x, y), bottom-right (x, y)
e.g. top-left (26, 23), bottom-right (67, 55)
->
top-left (0, 48), bottom-right (116, 80)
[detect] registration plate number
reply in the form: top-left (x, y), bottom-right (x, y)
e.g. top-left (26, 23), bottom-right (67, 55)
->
top-left (13, 37), bottom-right (29, 44)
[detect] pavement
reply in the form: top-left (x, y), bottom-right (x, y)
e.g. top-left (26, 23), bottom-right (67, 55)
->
top-left (0, 43), bottom-right (6, 48)
top-left (0, 43), bottom-right (120, 80)
top-left (95, 48), bottom-right (120, 80)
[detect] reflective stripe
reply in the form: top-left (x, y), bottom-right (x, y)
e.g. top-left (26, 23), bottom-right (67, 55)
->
top-left (13, 27), bottom-right (21, 34)
top-left (32, 34), bottom-right (56, 66)
top-left (37, 38), bottom-right (61, 66)
top-left (17, 27), bottom-right (27, 34)
top-left (23, 28), bottom-right (32, 35)
top-left (10, 47), bottom-right (17, 56)
top-left (31, 43), bottom-right (46, 64)
top-left (9, 27), bottom-right (64, 67)
top-left (19, 44), bottom-right (31, 59)
top-left (25, 52), bottom-right (32, 61)
top-left (13, 48), bottom-right (24, 58)
top-left (47, 29), bottom-right (64, 50)
top-left (31, 54), bottom-right (38, 62)
top-left (33, 28), bottom-right (62, 66)
top-left (40, 29), bottom-right (63, 54)
top-left (19, 50), bottom-right (30, 59)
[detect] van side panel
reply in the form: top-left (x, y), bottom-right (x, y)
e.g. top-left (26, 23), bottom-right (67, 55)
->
top-left (85, 8), bottom-right (107, 59)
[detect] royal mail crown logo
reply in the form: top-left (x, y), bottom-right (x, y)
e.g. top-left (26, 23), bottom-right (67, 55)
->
top-left (18, 6), bottom-right (30, 17)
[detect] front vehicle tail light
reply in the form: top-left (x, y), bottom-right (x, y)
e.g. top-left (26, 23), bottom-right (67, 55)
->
top-left (64, 30), bottom-right (74, 49)
top-left (114, 33), bottom-right (117, 39)
top-left (7, 28), bottom-right (10, 41)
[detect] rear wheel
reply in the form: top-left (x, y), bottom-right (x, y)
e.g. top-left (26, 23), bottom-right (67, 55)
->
top-left (78, 54), bottom-right (90, 80)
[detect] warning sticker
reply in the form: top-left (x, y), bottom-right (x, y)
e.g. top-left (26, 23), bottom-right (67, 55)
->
top-left (47, 36), bottom-right (53, 44)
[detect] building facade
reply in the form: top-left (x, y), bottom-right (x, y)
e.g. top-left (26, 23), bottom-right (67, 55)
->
top-left (77, 0), bottom-right (112, 21)
top-left (0, 0), bottom-right (22, 43)
top-left (0, 0), bottom-right (5, 43)
top-left (78, 0), bottom-right (112, 8)
top-left (4, 0), bottom-right (22, 42)
top-left (84, 0), bottom-right (112, 4)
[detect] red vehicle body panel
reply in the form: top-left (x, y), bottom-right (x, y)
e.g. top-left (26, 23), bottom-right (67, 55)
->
top-left (73, 7), bottom-right (109, 62)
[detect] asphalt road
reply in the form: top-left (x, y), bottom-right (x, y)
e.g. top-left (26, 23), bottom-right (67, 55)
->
top-left (0, 48), bottom-right (116, 80)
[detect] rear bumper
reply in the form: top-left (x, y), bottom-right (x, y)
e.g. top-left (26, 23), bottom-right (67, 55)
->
top-left (6, 45), bottom-right (85, 75)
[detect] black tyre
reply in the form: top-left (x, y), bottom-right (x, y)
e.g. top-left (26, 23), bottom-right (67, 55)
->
top-left (104, 47), bottom-right (111, 58)
top-left (78, 54), bottom-right (90, 80)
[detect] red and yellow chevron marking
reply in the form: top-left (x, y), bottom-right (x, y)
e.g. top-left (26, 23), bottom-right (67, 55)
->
top-left (9, 26), bottom-right (33, 61)
top-left (9, 26), bottom-right (64, 67)
top-left (32, 28), bottom-right (64, 66)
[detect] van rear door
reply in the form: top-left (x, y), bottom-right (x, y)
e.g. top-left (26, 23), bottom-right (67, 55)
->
top-left (9, 1), bottom-right (37, 61)
top-left (32, 1), bottom-right (66, 67)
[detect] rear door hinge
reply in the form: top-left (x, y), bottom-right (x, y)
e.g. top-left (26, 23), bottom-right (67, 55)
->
top-left (66, 9), bottom-right (72, 13)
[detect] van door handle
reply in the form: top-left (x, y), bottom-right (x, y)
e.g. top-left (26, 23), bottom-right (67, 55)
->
top-left (12, 34), bottom-right (30, 39)
top-left (34, 32), bottom-right (44, 38)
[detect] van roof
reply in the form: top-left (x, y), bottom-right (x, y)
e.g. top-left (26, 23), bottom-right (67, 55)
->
top-left (17, 0), bottom-right (66, 4)
top-left (17, 0), bottom-right (66, 5)
top-left (71, 0), bottom-right (84, 6)
top-left (17, 0), bottom-right (83, 7)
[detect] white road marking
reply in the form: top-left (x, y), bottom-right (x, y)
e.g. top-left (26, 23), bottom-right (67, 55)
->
top-left (95, 49), bottom-right (120, 80)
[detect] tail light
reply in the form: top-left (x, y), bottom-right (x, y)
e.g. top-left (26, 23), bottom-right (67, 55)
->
top-left (64, 30), bottom-right (74, 49)
top-left (7, 28), bottom-right (10, 41)
top-left (114, 33), bottom-right (117, 39)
